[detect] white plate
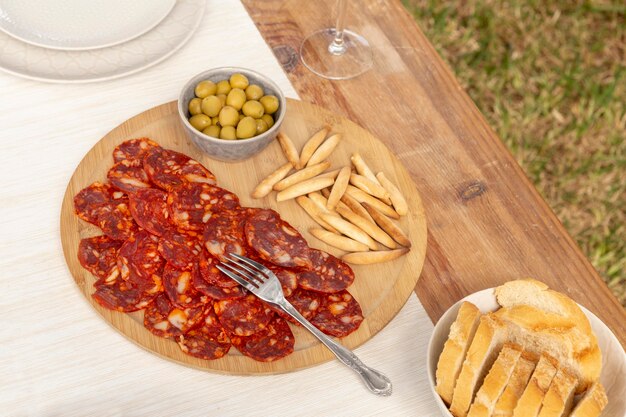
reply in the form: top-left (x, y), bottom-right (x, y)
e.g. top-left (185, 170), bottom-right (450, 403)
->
top-left (0, 0), bottom-right (176, 51)
top-left (426, 288), bottom-right (626, 417)
top-left (0, 0), bottom-right (204, 83)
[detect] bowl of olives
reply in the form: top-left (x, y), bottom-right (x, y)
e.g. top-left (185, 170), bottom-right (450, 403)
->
top-left (178, 67), bottom-right (286, 161)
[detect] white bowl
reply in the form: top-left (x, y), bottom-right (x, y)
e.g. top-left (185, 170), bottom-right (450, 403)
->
top-left (426, 288), bottom-right (626, 417)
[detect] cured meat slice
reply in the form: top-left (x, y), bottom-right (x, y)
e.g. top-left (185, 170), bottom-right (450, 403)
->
top-left (177, 310), bottom-right (231, 360)
top-left (244, 209), bottom-right (312, 269)
top-left (162, 263), bottom-right (207, 308)
top-left (113, 137), bottom-right (161, 164)
top-left (198, 252), bottom-right (237, 288)
top-left (107, 160), bottom-right (152, 194)
top-left (78, 235), bottom-right (122, 281)
top-left (96, 200), bottom-right (138, 241)
top-left (92, 276), bottom-right (159, 312)
top-left (272, 288), bottom-right (321, 325)
top-left (214, 294), bottom-right (274, 336)
top-left (143, 293), bottom-right (208, 338)
top-left (168, 183), bottom-right (239, 231)
top-left (192, 261), bottom-right (246, 300)
top-left (143, 147), bottom-right (216, 192)
top-left (311, 290), bottom-right (364, 338)
top-left (158, 230), bottom-right (202, 270)
top-left (74, 182), bottom-right (125, 224)
top-left (297, 249), bottom-right (354, 293)
top-left (117, 231), bottom-right (164, 283)
top-left (230, 317), bottom-right (294, 362)
top-left (128, 188), bottom-right (174, 237)
top-left (203, 208), bottom-right (250, 261)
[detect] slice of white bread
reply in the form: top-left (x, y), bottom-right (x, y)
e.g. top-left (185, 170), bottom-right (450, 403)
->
top-left (493, 351), bottom-right (537, 416)
top-left (449, 313), bottom-right (508, 417)
top-left (495, 279), bottom-right (592, 334)
top-left (494, 305), bottom-right (601, 393)
top-left (537, 368), bottom-right (578, 417)
top-left (466, 343), bottom-right (523, 417)
top-left (436, 302), bottom-right (482, 405)
top-left (570, 382), bottom-right (608, 417)
top-left (512, 355), bottom-right (558, 417)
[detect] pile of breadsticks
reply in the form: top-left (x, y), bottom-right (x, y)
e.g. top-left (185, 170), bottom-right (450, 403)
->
top-left (251, 126), bottom-right (411, 265)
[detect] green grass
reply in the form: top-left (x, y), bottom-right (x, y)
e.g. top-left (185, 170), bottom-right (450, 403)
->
top-left (402, 0), bottom-right (626, 306)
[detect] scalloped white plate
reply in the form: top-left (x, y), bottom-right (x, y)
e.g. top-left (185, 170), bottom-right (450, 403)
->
top-left (0, 0), bottom-right (204, 83)
top-left (426, 288), bottom-right (626, 417)
top-left (0, 0), bottom-right (175, 51)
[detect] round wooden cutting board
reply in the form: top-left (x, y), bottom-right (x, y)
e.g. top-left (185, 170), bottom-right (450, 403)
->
top-left (60, 99), bottom-right (427, 375)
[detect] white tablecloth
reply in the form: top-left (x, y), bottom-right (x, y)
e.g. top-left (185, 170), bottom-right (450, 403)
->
top-left (0, 1), bottom-right (440, 415)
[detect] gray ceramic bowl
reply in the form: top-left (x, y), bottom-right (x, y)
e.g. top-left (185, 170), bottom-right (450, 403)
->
top-left (178, 67), bottom-right (286, 162)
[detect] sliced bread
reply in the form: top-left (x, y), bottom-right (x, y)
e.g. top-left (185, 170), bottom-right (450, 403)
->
top-left (512, 355), bottom-right (558, 417)
top-left (467, 343), bottom-right (523, 417)
top-left (570, 382), bottom-right (608, 417)
top-left (495, 305), bottom-right (601, 393)
top-left (449, 313), bottom-right (508, 417)
top-left (436, 301), bottom-right (482, 405)
top-left (537, 368), bottom-right (578, 417)
top-left (493, 351), bottom-right (537, 416)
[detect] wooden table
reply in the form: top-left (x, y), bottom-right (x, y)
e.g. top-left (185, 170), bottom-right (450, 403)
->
top-left (242, 0), bottom-right (626, 345)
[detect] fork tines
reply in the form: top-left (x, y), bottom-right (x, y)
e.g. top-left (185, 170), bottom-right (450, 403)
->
top-left (216, 254), bottom-right (270, 290)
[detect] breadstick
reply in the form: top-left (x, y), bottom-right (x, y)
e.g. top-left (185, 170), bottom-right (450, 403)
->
top-left (376, 172), bottom-right (408, 216)
top-left (317, 168), bottom-right (341, 180)
top-left (345, 185), bottom-right (400, 219)
top-left (276, 177), bottom-right (334, 202)
top-left (306, 133), bottom-right (341, 167)
top-left (335, 192), bottom-right (375, 223)
top-left (349, 173), bottom-right (391, 203)
top-left (295, 196), bottom-right (339, 233)
top-left (342, 248), bottom-right (409, 265)
top-left (362, 202), bottom-right (411, 247)
top-left (350, 153), bottom-right (379, 184)
top-left (277, 131), bottom-right (301, 168)
top-left (326, 166), bottom-right (351, 210)
top-left (274, 161), bottom-right (330, 191)
top-left (299, 125), bottom-right (330, 167)
top-left (336, 206), bottom-right (397, 249)
top-left (251, 162), bottom-right (293, 198)
top-left (320, 214), bottom-right (378, 250)
top-left (308, 191), bottom-right (332, 212)
top-left (309, 228), bottom-right (369, 252)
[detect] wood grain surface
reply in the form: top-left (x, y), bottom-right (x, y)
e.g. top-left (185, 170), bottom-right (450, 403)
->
top-left (242, 0), bottom-right (626, 345)
top-left (60, 99), bottom-right (427, 374)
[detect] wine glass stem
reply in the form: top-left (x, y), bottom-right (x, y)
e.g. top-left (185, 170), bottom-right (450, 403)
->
top-left (328, 0), bottom-right (348, 55)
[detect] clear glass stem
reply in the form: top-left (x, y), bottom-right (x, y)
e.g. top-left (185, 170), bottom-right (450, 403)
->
top-left (328, 0), bottom-right (347, 55)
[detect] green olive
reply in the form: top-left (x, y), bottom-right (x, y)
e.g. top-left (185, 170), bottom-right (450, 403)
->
top-left (188, 98), bottom-right (202, 115)
top-left (216, 80), bottom-right (231, 95)
top-left (236, 116), bottom-right (257, 139)
top-left (261, 114), bottom-right (274, 128)
top-left (202, 125), bottom-right (221, 138)
top-left (259, 95), bottom-right (279, 114)
top-left (220, 126), bottom-right (237, 140)
top-left (195, 80), bottom-right (217, 98)
top-left (242, 100), bottom-right (265, 118)
top-left (218, 106), bottom-right (239, 127)
top-left (255, 119), bottom-right (269, 134)
top-left (238, 114), bottom-right (245, 122)
top-left (245, 84), bottom-right (264, 100)
top-left (230, 73), bottom-right (249, 89)
top-left (211, 116), bottom-right (220, 126)
top-left (189, 114), bottom-right (211, 131)
top-left (201, 95), bottom-right (222, 117)
top-left (226, 88), bottom-right (246, 111)
top-left (216, 94), bottom-right (227, 107)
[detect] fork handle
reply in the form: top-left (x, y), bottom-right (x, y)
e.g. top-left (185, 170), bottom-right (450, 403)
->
top-left (278, 301), bottom-right (392, 396)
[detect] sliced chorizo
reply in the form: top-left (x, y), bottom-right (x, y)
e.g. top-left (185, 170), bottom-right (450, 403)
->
top-left (74, 182), bottom-right (125, 224)
top-left (297, 248), bottom-right (354, 293)
top-left (128, 188), bottom-right (175, 237)
top-left (162, 263), bottom-right (208, 308)
top-left (143, 147), bottom-right (216, 191)
top-left (230, 317), bottom-right (294, 362)
top-left (168, 182), bottom-right (239, 231)
top-left (113, 138), bottom-right (161, 165)
top-left (214, 294), bottom-right (274, 336)
top-left (311, 290), bottom-right (364, 338)
top-left (177, 310), bottom-right (231, 360)
top-left (107, 160), bottom-right (152, 194)
top-left (143, 293), bottom-right (208, 338)
top-left (77, 235), bottom-right (122, 282)
top-left (244, 209), bottom-right (312, 269)
top-left (192, 261), bottom-right (246, 300)
top-left (158, 230), bottom-right (203, 270)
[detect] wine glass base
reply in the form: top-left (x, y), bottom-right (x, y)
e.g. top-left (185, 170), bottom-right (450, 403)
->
top-left (300, 28), bottom-right (373, 80)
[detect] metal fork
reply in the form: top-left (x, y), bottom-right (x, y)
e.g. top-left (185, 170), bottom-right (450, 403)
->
top-left (217, 253), bottom-right (393, 396)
